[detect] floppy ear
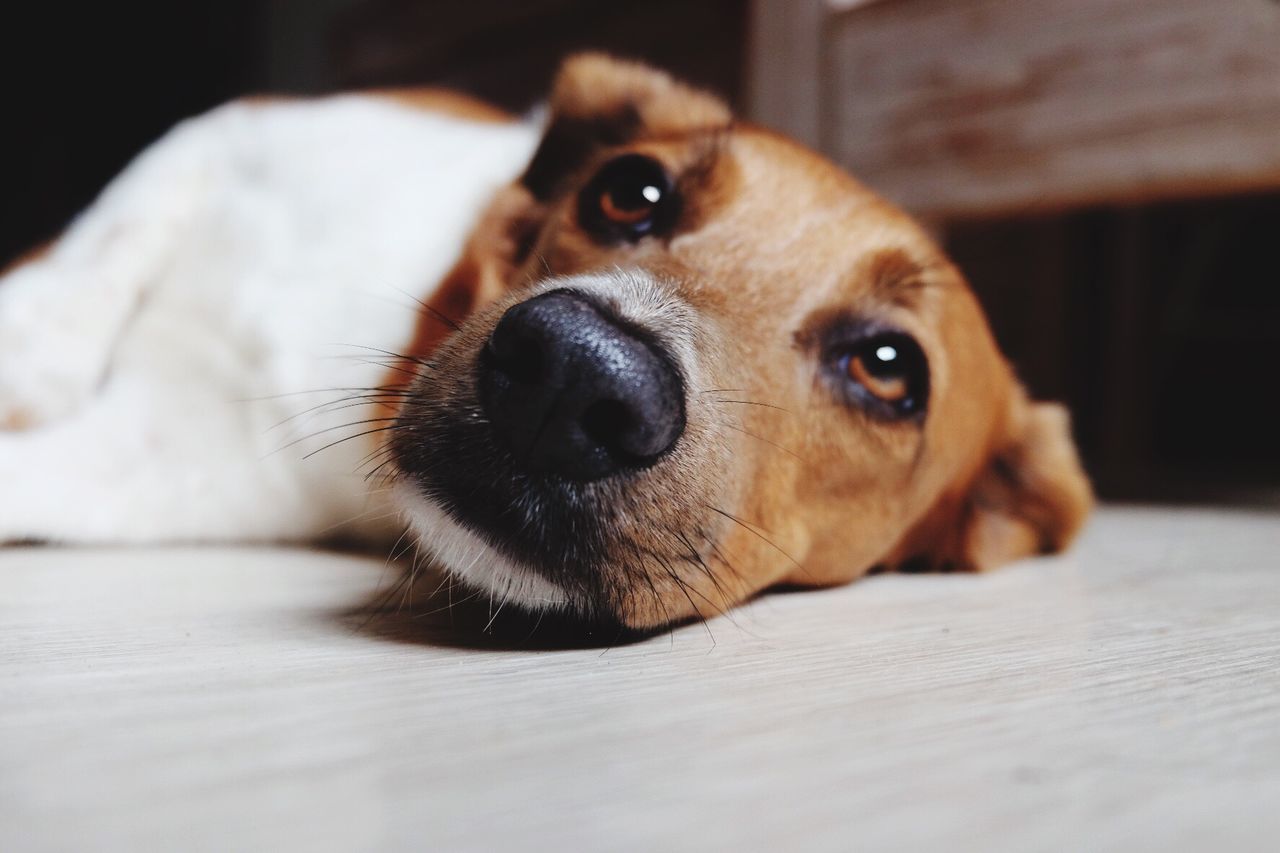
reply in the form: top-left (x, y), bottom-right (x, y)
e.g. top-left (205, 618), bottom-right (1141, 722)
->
top-left (897, 392), bottom-right (1094, 572)
top-left (520, 52), bottom-right (732, 200)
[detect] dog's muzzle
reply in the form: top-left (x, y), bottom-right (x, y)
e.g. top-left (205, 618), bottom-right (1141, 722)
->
top-left (477, 289), bottom-right (685, 482)
top-left (391, 273), bottom-right (709, 619)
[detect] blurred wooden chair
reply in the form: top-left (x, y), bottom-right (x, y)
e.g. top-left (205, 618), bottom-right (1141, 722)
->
top-left (748, 0), bottom-right (1280, 218)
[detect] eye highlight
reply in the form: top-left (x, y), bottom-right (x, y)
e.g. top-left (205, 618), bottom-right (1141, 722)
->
top-left (828, 329), bottom-right (929, 420)
top-left (578, 154), bottom-right (679, 242)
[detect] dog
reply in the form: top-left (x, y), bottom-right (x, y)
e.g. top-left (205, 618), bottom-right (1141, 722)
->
top-left (0, 55), bottom-right (1092, 630)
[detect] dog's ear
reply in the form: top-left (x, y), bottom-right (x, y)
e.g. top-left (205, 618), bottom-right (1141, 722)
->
top-left (521, 52), bottom-right (732, 200)
top-left (895, 391), bottom-right (1094, 572)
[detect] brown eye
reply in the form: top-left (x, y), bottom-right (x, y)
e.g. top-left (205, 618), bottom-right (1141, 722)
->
top-left (829, 330), bottom-right (929, 420)
top-left (848, 346), bottom-right (910, 402)
top-left (599, 185), bottom-right (660, 224)
top-left (578, 154), bottom-right (678, 242)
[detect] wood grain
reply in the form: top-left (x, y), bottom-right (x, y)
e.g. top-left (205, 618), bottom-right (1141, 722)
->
top-left (2, 506), bottom-right (1279, 851)
top-left (752, 0), bottom-right (1280, 217)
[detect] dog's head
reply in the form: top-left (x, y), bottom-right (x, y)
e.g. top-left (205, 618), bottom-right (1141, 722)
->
top-left (389, 55), bottom-right (1092, 630)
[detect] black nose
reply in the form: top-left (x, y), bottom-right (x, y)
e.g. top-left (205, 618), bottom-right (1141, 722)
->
top-left (478, 290), bottom-right (685, 482)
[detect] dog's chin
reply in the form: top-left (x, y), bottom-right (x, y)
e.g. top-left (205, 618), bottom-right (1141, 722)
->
top-left (393, 481), bottom-right (576, 615)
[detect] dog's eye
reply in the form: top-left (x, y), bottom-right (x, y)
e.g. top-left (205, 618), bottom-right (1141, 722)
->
top-left (832, 332), bottom-right (929, 419)
top-left (578, 154), bottom-right (678, 242)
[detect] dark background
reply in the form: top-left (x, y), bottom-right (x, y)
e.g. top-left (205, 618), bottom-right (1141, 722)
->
top-left (1, 0), bottom-right (747, 265)
top-left (4, 1), bottom-right (1277, 503)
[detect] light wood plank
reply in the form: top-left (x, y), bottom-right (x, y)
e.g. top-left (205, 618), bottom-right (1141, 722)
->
top-left (2, 506), bottom-right (1279, 851)
top-left (825, 0), bottom-right (1280, 216)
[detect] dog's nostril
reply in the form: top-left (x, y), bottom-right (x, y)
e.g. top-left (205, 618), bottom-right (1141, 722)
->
top-left (478, 289), bottom-right (686, 482)
top-left (581, 399), bottom-right (643, 460)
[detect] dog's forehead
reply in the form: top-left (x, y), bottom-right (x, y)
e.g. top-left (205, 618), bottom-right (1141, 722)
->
top-left (659, 126), bottom-right (950, 307)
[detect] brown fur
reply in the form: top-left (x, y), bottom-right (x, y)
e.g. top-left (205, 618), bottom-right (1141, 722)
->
top-left (392, 54), bottom-right (1093, 628)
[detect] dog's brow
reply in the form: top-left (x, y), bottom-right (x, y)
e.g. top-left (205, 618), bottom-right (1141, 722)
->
top-left (864, 247), bottom-right (936, 304)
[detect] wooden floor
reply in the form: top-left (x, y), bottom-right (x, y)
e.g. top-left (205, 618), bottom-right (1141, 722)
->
top-left (2, 505), bottom-right (1278, 852)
